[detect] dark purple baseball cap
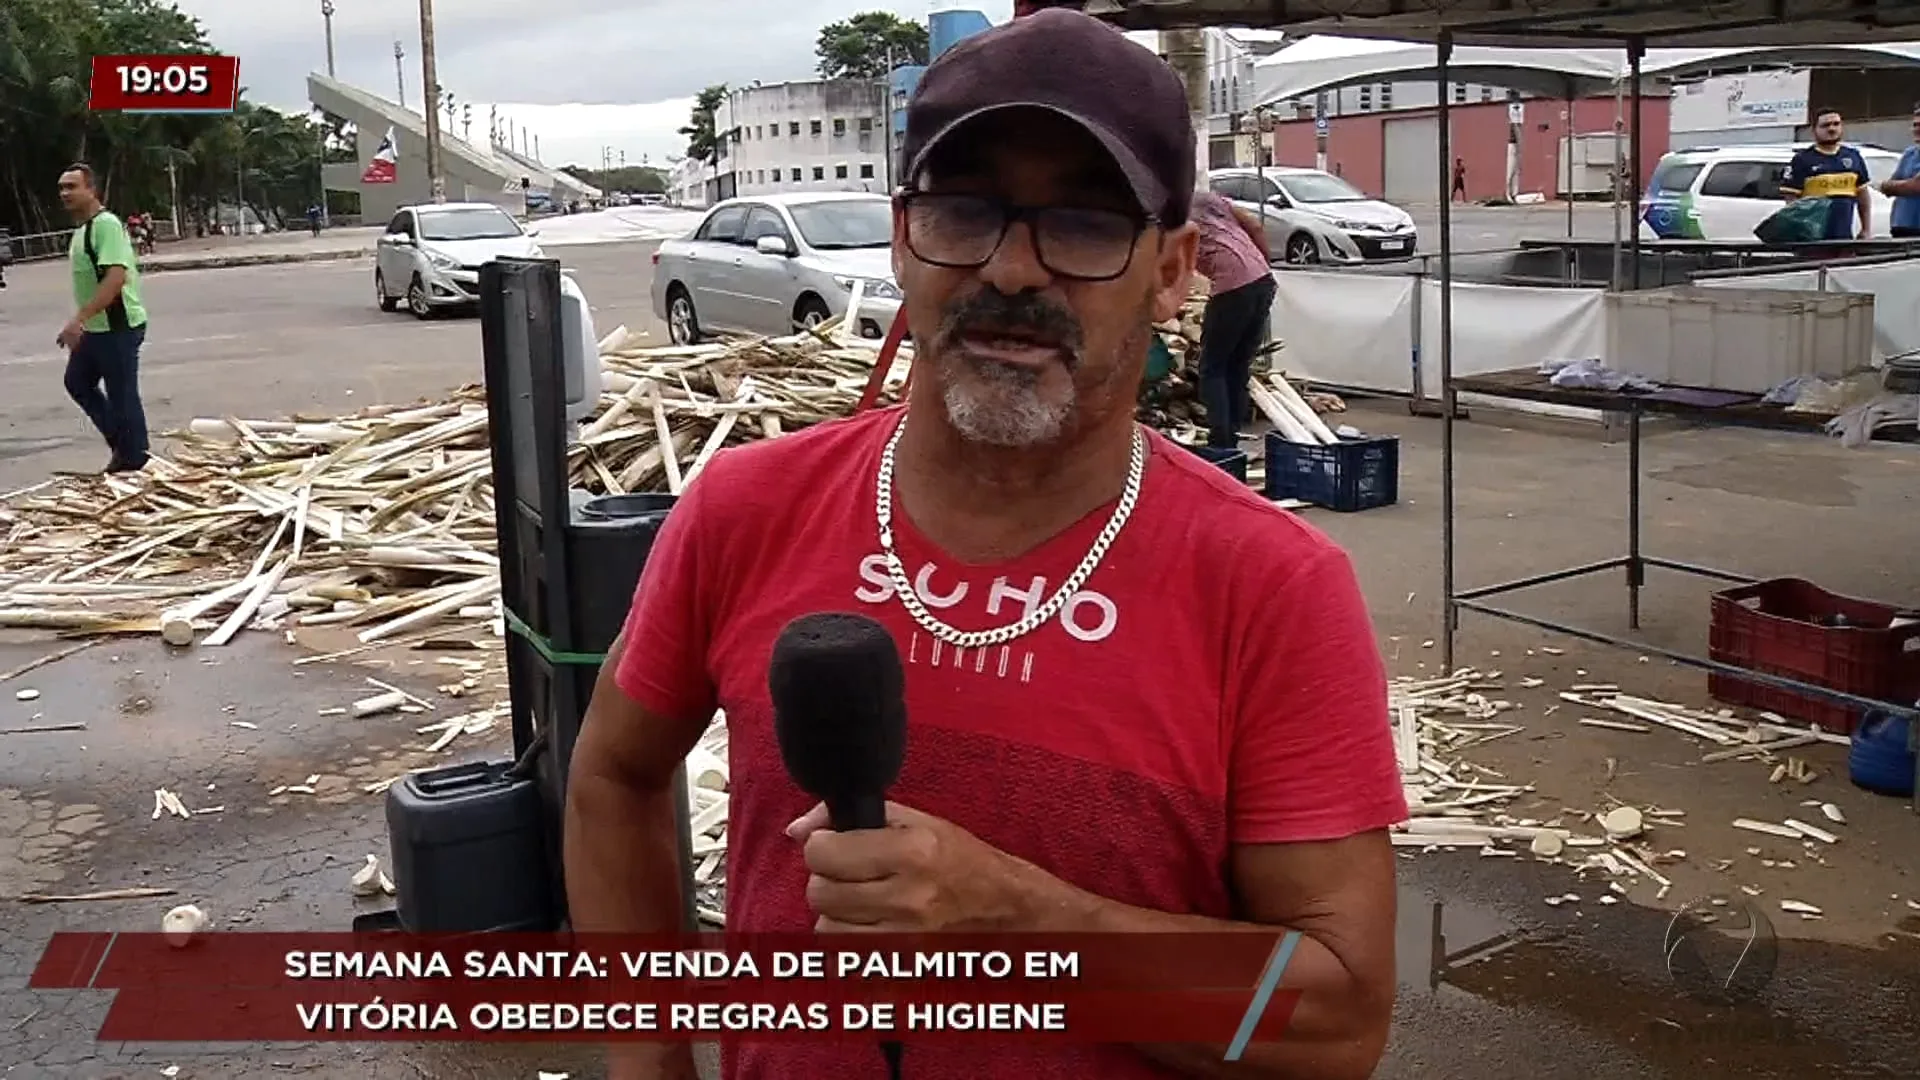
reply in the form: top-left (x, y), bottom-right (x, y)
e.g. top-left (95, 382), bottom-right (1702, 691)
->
top-left (900, 8), bottom-right (1195, 228)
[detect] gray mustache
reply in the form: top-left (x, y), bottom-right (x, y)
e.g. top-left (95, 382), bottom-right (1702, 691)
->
top-left (935, 290), bottom-right (1084, 363)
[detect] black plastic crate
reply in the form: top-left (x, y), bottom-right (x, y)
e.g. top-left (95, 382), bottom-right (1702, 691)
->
top-left (1263, 432), bottom-right (1399, 512)
top-left (1185, 444), bottom-right (1250, 485)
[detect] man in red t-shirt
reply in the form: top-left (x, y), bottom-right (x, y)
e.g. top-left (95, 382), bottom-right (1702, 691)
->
top-left (565, 10), bottom-right (1407, 1080)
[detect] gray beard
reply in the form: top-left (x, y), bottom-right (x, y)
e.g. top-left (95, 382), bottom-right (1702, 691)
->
top-left (940, 359), bottom-right (1072, 448)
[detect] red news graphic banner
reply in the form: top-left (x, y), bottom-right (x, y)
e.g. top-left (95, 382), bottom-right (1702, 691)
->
top-left (89, 54), bottom-right (241, 113)
top-left (33, 932), bottom-right (1303, 1045)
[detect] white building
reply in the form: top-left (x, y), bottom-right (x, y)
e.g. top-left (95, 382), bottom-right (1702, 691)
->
top-left (667, 157), bottom-right (716, 208)
top-left (712, 79), bottom-right (892, 200)
top-left (1204, 29), bottom-right (1291, 166)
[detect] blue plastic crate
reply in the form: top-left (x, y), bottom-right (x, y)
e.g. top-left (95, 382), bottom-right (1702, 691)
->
top-left (1263, 432), bottom-right (1399, 511)
top-left (1185, 444), bottom-right (1250, 485)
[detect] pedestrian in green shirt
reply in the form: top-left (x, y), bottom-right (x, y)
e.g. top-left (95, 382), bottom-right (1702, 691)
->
top-left (57, 162), bottom-right (151, 473)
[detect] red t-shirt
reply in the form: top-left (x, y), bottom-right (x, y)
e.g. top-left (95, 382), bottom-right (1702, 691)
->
top-left (615, 406), bottom-right (1407, 1080)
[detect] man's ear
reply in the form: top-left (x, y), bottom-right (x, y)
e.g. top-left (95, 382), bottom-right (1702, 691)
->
top-left (1150, 224), bottom-right (1199, 323)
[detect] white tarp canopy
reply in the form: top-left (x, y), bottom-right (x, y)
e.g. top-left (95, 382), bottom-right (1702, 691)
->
top-left (1253, 37), bottom-right (1920, 108)
top-left (1078, 0), bottom-right (1920, 46)
top-left (1252, 35), bottom-right (1629, 106)
top-left (1642, 41), bottom-right (1920, 79)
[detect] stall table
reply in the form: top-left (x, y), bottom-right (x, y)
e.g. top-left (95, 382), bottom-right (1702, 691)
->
top-left (1444, 367), bottom-right (1920, 808)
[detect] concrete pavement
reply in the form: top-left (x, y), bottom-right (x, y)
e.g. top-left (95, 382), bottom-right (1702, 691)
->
top-left (2, 237), bottom-right (1917, 1079)
top-left (0, 242), bottom-right (668, 488)
top-left (27, 203), bottom-right (706, 276)
top-left (117, 228), bottom-right (381, 273)
top-left (22, 202), bottom-right (1625, 278)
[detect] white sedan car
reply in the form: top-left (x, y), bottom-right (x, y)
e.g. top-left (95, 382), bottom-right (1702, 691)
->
top-left (374, 202), bottom-right (545, 318)
top-left (649, 193), bottom-right (902, 344)
top-left (1208, 167), bottom-right (1418, 264)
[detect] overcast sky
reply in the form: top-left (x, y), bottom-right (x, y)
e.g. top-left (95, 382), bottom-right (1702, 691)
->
top-left (183, 0), bottom-right (1016, 169)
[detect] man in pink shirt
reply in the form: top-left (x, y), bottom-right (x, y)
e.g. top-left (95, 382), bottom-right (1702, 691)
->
top-left (1189, 188), bottom-right (1277, 449)
top-left (565, 10), bottom-right (1407, 1080)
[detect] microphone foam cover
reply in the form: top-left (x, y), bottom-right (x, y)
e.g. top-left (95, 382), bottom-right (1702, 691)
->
top-left (768, 612), bottom-right (908, 805)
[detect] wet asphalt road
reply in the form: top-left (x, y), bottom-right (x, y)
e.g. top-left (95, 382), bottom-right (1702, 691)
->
top-left (2, 232), bottom-right (1917, 1078)
top-left (0, 242), bottom-right (671, 491)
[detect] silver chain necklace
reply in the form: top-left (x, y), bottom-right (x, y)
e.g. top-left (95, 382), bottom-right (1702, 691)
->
top-left (874, 418), bottom-right (1147, 649)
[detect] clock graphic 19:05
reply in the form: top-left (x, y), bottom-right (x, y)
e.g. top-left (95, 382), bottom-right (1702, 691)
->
top-left (89, 55), bottom-right (241, 113)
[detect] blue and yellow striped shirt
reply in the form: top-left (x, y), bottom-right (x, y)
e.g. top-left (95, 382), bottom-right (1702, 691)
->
top-left (1781, 144), bottom-right (1870, 240)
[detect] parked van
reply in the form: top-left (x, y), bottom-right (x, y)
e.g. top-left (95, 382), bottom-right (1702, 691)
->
top-left (1641, 143), bottom-right (1903, 242)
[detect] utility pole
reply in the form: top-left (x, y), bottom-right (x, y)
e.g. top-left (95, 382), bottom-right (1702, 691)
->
top-left (314, 0), bottom-right (335, 227)
top-left (1158, 29), bottom-right (1209, 189)
top-left (393, 40), bottom-right (406, 106)
top-left (321, 0), bottom-right (337, 77)
top-left (167, 153), bottom-right (181, 237)
top-left (418, 0), bottom-right (445, 202)
top-left (489, 105), bottom-right (499, 146)
top-left (880, 45), bottom-right (897, 190)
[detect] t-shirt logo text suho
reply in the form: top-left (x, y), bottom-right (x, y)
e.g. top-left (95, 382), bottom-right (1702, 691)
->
top-left (853, 553), bottom-right (1122, 683)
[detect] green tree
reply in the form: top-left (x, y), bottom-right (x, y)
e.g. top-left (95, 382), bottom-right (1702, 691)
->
top-left (679, 84), bottom-right (727, 165)
top-left (815, 12), bottom-right (928, 81)
top-left (561, 165), bottom-right (667, 195)
top-left (0, 0), bottom-right (342, 242)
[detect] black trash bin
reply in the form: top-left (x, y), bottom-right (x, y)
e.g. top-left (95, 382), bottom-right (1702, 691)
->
top-left (568, 493), bottom-right (679, 650)
top-left (386, 760), bottom-right (551, 932)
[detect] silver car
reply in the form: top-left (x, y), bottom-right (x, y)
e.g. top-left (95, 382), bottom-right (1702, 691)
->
top-left (650, 193), bottom-right (901, 344)
top-left (1209, 167), bottom-right (1418, 265)
top-left (375, 202), bottom-right (545, 318)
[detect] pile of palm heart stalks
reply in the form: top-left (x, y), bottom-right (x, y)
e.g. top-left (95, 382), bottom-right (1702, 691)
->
top-left (0, 291), bottom-right (1337, 651)
top-left (1138, 289), bottom-right (1342, 439)
top-left (0, 317), bottom-right (911, 649)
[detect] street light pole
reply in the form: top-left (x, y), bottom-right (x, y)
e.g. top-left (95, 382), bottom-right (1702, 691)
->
top-left (418, 0), bottom-right (445, 202)
top-left (316, 0), bottom-right (335, 228)
top-left (321, 0), bottom-right (337, 77)
top-left (393, 40), bottom-right (405, 107)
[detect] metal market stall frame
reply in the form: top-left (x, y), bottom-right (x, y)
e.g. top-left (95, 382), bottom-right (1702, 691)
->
top-left (1075, 0), bottom-right (1920, 806)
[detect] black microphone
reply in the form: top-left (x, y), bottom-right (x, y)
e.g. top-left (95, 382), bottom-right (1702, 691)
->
top-left (768, 611), bottom-right (908, 1080)
top-left (770, 611), bottom-right (908, 830)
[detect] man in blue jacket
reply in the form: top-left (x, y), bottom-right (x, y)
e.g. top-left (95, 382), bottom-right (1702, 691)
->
top-left (1879, 104), bottom-right (1920, 239)
top-left (1780, 108), bottom-right (1873, 241)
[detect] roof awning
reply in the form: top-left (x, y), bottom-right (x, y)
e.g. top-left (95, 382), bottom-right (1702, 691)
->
top-left (1253, 36), bottom-right (1630, 106)
top-left (1251, 37), bottom-right (1920, 107)
top-left (1069, 0), bottom-right (1920, 46)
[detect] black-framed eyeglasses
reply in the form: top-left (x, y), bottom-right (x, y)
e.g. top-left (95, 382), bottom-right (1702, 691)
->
top-left (899, 190), bottom-right (1155, 282)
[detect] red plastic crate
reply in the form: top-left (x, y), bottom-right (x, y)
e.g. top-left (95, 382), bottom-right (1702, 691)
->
top-left (1707, 578), bottom-right (1920, 735)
